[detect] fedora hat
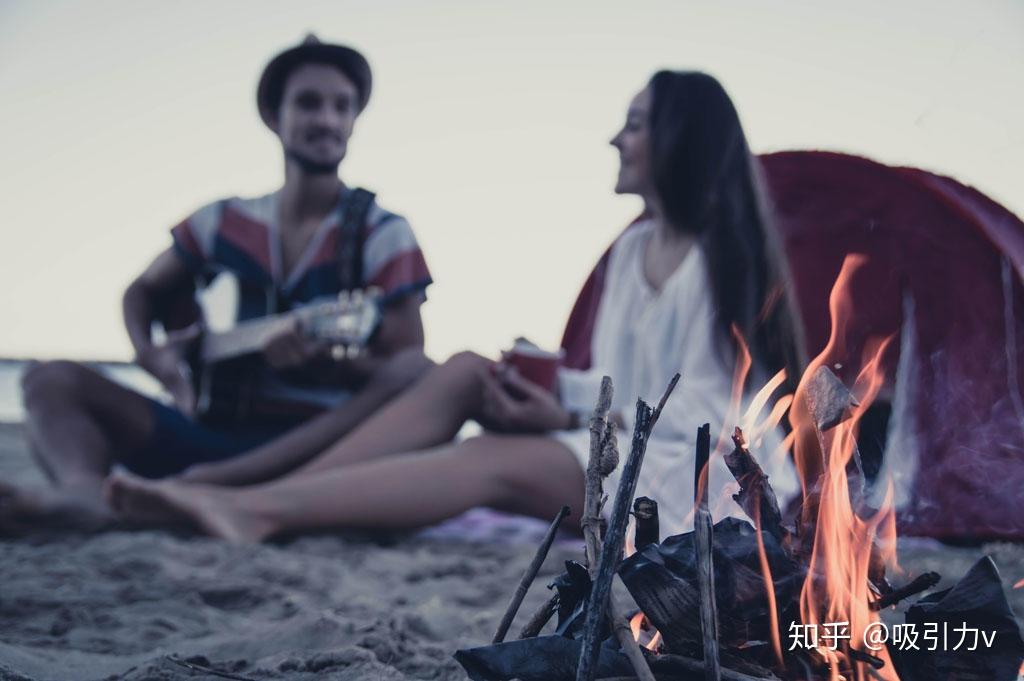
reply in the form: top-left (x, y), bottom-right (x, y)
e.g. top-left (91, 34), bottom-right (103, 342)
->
top-left (256, 34), bottom-right (372, 128)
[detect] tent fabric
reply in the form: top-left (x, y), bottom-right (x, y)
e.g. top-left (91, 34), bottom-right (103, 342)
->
top-left (561, 150), bottom-right (1024, 541)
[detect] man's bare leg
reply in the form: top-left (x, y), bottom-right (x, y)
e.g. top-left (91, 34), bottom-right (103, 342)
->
top-left (6, 361), bottom-right (156, 528)
top-left (180, 348), bottom-right (435, 486)
top-left (107, 433), bottom-right (586, 543)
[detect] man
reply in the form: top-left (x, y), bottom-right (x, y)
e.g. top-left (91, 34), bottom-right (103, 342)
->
top-left (4, 36), bottom-right (432, 530)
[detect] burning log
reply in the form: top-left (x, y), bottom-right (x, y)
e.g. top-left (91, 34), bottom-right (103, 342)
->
top-left (493, 505), bottom-right (571, 643)
top-left (632, 497), bottom-right (660, 550)
top-left (620, 517), bottom-right (804, 651)
top-left (803, 364), bottom-right (860, 431)
top-left (724, 428), bottom-right (787, 543)
top-left (803, 365), bottom-right (867, 510)
top-left (694, 423), bottom-right (722, 681)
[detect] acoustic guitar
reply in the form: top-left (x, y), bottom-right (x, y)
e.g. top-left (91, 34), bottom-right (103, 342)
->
top-left (186, 288), bottom-right (381, 424)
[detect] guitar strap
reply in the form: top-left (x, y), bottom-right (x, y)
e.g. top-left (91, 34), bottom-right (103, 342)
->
top-left (336, 187), bottom-right (376, 292)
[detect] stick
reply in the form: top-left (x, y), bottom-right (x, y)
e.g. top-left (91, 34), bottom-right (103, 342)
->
top-left (724, 428), bottom-right (786, 541)
top-left (607, 595), bottom-right (658, 681)
top-left (651, 654), bottom-right (782, 681)
top-left (869, 571), bottom-right (941, 611)
top-left (576, 399), bottom-right (654, 681)
top-left (518, 592), bottom-right (559, 638)
top-left (694, 423), bottom-right (722, 681)
top-left (578, 381), bottom-right (656, 681)
top-left (649, 373), bottom-right (681, 430)
top-left (632, 496), bottom-right (659, 550)
top-left (849, 649), bottom-right (886, 669)
top-left (493, 505), bottom-right (571, 643)
top-left (583, 376), bottom-right (615, 571)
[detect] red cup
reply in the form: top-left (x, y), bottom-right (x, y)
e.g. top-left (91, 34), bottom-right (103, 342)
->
top-left (505, 345), bottom-right (563, 392)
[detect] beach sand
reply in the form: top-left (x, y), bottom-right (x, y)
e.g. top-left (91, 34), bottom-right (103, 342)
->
top-left (1, 422), bottom-right (1022, 680)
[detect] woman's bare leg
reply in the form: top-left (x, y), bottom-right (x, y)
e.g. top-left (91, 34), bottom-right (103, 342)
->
top-left (295, 351), bottom-right (495, 475)
top-left (106, 434), bottom-right (585, 543)
top-left (179, 348), bottom-right (435, 486)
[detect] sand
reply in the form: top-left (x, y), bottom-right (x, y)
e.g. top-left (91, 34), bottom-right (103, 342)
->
top-left (1, 422), bottom-right (1023, 680)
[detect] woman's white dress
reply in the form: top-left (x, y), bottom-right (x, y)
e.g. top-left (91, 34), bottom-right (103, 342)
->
top-left (554, 220), bottom-right (798, 534)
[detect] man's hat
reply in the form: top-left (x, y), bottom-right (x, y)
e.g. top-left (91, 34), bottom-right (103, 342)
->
top-left (256, 34), bottom-right (372, 128)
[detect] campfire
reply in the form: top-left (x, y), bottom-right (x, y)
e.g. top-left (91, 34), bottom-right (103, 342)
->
top-left (456, 256), bottom-right (1024, 681)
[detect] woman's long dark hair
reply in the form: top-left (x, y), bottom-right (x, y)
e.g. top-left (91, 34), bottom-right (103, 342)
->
top-left (648, 70), bottom-right (805, 387)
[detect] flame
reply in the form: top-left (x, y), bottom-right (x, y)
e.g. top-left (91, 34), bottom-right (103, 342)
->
top-left (629, 612), bottom-right (663, 652)
top-left (630, 611), bottom-right (643, 640)
top-left (789, 254), bottom-right (900, 680)
top-left (749, 393), bottom-right (794, 452)
top-left (751, 495), bottom-right (785, 667)
top-left (1014, 579), bottom-right (1024, 590)
top-left (728, 333), bottom-right (790, 667)
top-left (719, 325), bottom-right (754, 454)
top-left (741, 368), bottom-right (788, 432)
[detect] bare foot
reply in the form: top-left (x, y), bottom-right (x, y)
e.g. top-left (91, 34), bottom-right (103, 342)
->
top-left (0, 480), bottom-right (113, 535)
top-left (105, 473), bottom-right (274, 543)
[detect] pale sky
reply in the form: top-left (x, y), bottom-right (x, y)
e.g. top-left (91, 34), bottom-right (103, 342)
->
top-left (1, 0), bottom-right (1021, 362)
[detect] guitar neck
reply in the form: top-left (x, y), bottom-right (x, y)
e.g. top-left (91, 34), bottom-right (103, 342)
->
top-left (201, 313), bottom-right (294, 363)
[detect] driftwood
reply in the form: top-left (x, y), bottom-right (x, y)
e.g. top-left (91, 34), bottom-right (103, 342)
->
top-left (724, 428), bottom-right (786, 542)
top-left (493, 505), bottom-right (571, 643)
top-left (693, 424), bottom-right (722, 681)
top-left (582, 376), bottom-right (616, 570)
top-left (632, 497), bottom-right (660, 550)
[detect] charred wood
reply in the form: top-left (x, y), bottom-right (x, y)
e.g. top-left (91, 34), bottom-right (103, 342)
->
top-left (632, 497), bottom-right (660, 550)
top-left (694, 423), bottom-right (722, 681)
top-left (724, 428), bottom-right (787, 542)
top-left (870, 571), bottom-right (941, 611)
top-left (650, 653), bottom-right (781, 681)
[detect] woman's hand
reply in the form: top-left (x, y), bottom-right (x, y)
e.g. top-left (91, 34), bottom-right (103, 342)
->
top-left (480, 366), bottom-right (572, 433)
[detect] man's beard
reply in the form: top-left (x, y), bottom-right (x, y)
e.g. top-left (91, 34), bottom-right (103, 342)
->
top-left (285, 147), bottom-right (342, 175)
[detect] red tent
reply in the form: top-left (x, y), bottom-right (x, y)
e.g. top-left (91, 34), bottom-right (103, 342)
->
top-left (563, 150), bottom-right (1024, 541)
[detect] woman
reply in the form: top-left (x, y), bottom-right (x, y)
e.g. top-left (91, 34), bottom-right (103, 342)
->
top-left (106, 71), bottom-right (805, 542)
